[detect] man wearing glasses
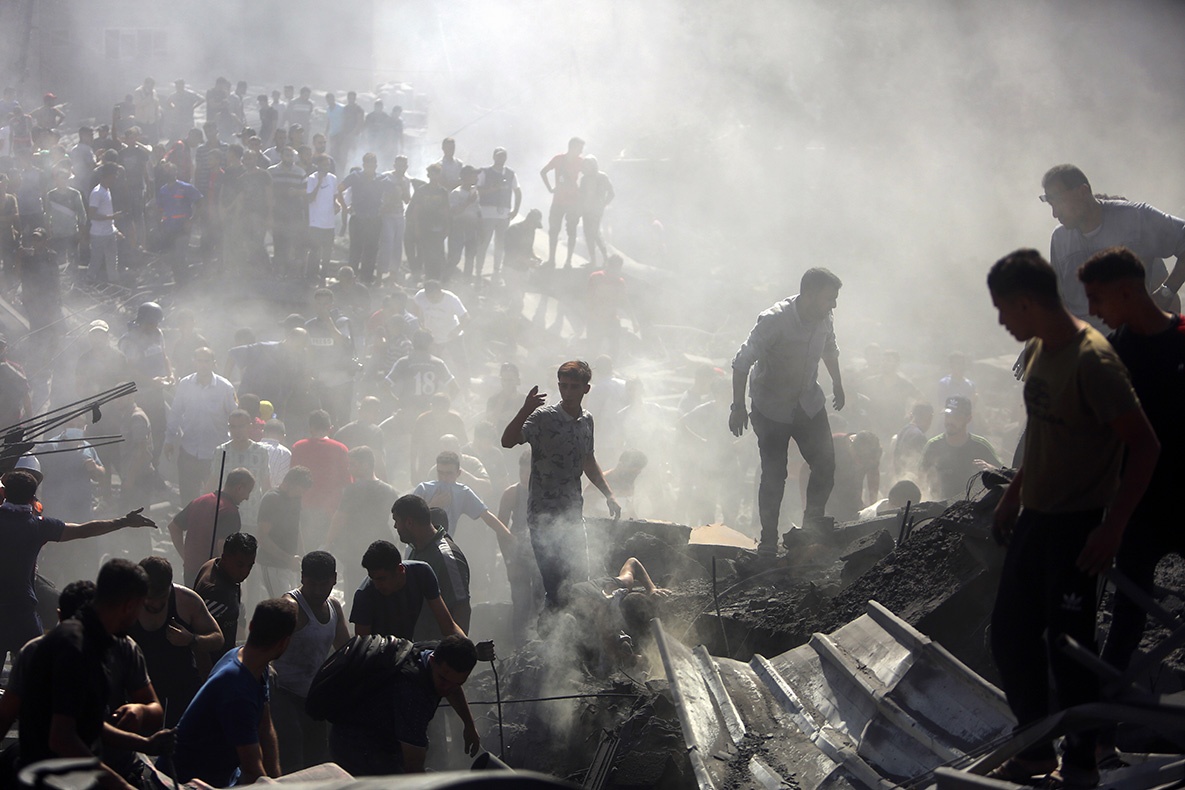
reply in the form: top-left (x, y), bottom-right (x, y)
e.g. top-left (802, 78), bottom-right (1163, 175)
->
top-left (1040, 164), bottom-right (1185, 322)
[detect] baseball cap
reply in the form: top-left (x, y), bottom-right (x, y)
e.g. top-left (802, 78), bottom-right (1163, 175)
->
top-left (944, 396), bottom-right (972, 417)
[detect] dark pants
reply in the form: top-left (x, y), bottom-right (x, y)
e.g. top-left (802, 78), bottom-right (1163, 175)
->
top-left (448, 216), bottom-right (480, 279)
top-left (349, 215), bottom-right (382, 283)
top-left (273, 686), bottom-right (329, 774)
top-left (330, 723), bottom-right (405, 776)
top-left (419, 230), bottom-right (447, 283)
top-left (272, 221), bottom-right (304, 273)
top-left (529, 511), bottom-right (587, 610)
top-left (306, 226), bottom-right (335, 280)
top-left (751, 405), bottom-right (835, 546)
top-left (1100, 502), bottom-right (1183, 673)
top-left (990, 508), bottom-right (1102, 769)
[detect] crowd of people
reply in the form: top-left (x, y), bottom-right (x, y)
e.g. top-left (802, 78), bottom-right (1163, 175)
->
top-left (0, 67), bottom-right (1181, 789)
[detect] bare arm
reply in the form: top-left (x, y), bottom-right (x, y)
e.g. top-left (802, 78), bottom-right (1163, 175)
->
top-left (480, 509), bottom-right (513, 541)
top-left (427, 596), bottom-right (465, 638)
top-left (501, 386), bottom-right (544, 448)
top-left (539, 160), bottom-right (554, 192)
top-left (235, 743), bottom-right (267, 785)
top-left (259, 702), bottom-right (281, 778)
top-left (1078, 407), bottom-right (1160, 574)
top-left (167, 518), bottom-right (185, 558)
top-left (331, 599), bottom-right (350, 649)
top-left (59, 508), bottom-right (155, 543)
top-left (582, 454), bottom-right (620, 518)
top-left (110, 683), bottom-right (164, 734)
top-left (729, 366), bottom-right (749, 437)
top-left (616, 557), bottom-right (658, 593)
top-left (174, 586), bottom-right (225, 653)
top-left (496, 483), bottom-right (517, 527)
top-left (823, 354), bottom-right (845, 410)
top-left (444, 686), bottom-right (481, 757)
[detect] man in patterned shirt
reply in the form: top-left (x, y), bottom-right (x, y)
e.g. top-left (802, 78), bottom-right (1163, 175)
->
top-left (502, 360), bottom-right (620, 610)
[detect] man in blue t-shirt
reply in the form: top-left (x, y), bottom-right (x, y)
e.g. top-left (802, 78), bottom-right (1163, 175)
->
top-left (170, 597), bottom-right (297, 786)
top-left (329, 634), bottom-right (480, 775)
top-left (348, 539), bottom-right (464, 639)
top-left (0, 469), bottom-right (156, 668)
top-left (154, 162), bottom-right (202, 283)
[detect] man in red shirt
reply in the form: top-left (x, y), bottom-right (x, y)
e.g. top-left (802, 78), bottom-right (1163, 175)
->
top-left (168, 467), bottom-right (256, 586)
top-left (291, 409), bottom-right (349, 547)
top-left (539, 137), bottom-right (584, 268)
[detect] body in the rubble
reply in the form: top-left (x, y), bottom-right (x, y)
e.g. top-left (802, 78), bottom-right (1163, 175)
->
top-left (1077, 246), bottom-right (1185, 754)
top-left (857, 479), bottom-right (921, 521)
top-left (986, 248), bottom-right (1159, 788)
top-left (555, 557), bottom-right (669, 677)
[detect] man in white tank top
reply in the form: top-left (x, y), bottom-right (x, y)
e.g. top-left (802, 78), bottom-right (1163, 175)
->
top-left (270, 551), bottom-right (349, 773)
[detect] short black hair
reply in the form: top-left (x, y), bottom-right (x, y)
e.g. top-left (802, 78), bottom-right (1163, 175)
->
top-left (309, 409), bottom-right (332, 432)
top-left (95, 559), bottom-right (149, 606)
top-left (435, 450), bottom-right (460, 468)
top-left (393, 494), bottom-right (431, 527)
top-left (361, 540), bottom-right (402, 572)
top-left (987, 248), bottom-right (1061, 308)
top-left (59, 580), bottom-right (96, 620)
top-left (138, 556), bottom-right (173, 597)
top-left (1078, 246), bottom-right (1146, 285)
top-left (800, 267), bottom-right (843, 295)
top-left (224, 532), bottom-right (258, 557)
top-left (301, 550), bottom-right (336, 578)
top-left (282, 465), bottom-right (314, 488)
top-left (347, 446), bottom-right (375, 471)
top-left (246, 598), bottom-right (297, 648)
top-left (434, 634), bottom-right (478, 673)
top-left (1042, 164), bottom-right (1090, 192)
top-left (429, 507), bottom-right (449, 532)
top-left (3, 470), bottom-right (39, 503)
top-left (620, 591), bottom-right (657, 639)
top-left (224, 467), bottom-right (256, 490)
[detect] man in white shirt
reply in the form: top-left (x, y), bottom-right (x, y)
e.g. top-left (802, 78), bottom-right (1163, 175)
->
top-left (305, 154), bottom-right (338, 282)
top-left (413, 280), bottom-right (469, 387)
top-left (165, 346), bottom-right (238, 504)
top-left (87, 164), bottom-right (121, 283)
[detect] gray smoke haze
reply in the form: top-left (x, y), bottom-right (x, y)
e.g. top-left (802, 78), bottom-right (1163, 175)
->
top-left (7, 0), bottom-right (1185, 573)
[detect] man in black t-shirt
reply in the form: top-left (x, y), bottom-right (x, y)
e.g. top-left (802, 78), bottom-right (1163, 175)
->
top-left (18, 560), bottom-right (149, 777)
top-left (393, 495), bottom-right (472, 634)
top-left (348, 540), bottom-right (463, 639)
top-left (326, 446), bottom-right (398, 592)
top-left (257, 466), bottom-right (314, 596)
top-left (1079, 248), bottom-right (1185, 686)
top-left (194, 532), bottom-right (258, 649)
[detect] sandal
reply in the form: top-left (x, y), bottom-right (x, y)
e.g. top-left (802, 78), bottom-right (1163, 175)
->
top-left (986, 756), bottom-right (1058, 784)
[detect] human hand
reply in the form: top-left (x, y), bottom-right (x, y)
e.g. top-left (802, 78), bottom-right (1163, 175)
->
top-left (833, 385), bottom-right (845, 411)
top-left (728, 405), bottom-right (748, 437)
top-left (463, 723), bottom-right (481, 756)
top-left (651, 587), bottom-right (672, 598)
top-left (991, 497), bottom-right (1019, 546)
top-left (111, 703), bottom-right (147, 731)
top-left (1077, 520), bottom-right (1124, 576)
top-left (475, 640), bottom-right (497, 662)
top-left (166, 620), bottom-right (194, 647)
top-left (122, 507), bottom-right (157, 529)
top-left (143, 728), bottom-right (176, 757)
top-left (522, 385), bottom-right (546, 412)
top-left (606, 496), bottom-right (622, 520)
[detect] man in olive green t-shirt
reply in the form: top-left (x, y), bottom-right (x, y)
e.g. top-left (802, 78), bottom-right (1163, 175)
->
top-left (984, 248), bottom-right (1159, 788)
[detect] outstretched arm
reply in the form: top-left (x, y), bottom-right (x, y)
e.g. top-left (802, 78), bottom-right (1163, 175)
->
top-left (59, 508), bottom-right (156, 542)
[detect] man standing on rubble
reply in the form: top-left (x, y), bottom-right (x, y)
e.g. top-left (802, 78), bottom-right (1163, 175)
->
top-left (501, 359), bottom-right (621, 610)
top-left (986, 249), bottom-right (1159, 788)
top-left (1077, 248), bottom-right (1185, 724)
top-left (730, 267), bottom-right (845, 557)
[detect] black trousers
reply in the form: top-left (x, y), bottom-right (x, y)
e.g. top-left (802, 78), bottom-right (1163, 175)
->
top-left (529, 510), bottom-right (587, 610)
top-left (348, 215), bottom-right (382, 283)
top-left (751, 405), bottom-right (835, 546)
top-left (990, 508), bottom-right (1102, 769)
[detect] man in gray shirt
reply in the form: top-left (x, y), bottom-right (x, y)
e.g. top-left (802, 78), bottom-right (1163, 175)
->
top-left (731, 268), bottom-right (845, 556)
top-left (1041, 163), bottom-right (1185, 321)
